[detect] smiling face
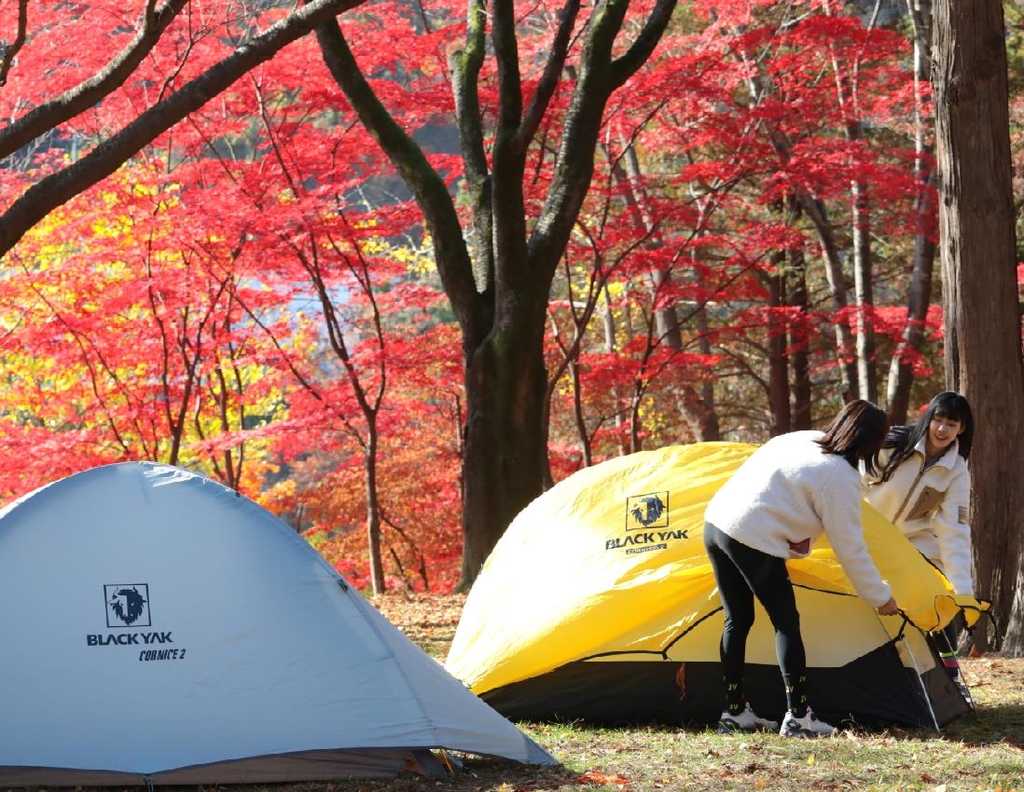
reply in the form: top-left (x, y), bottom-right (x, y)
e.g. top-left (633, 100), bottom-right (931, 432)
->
top-left (926, 415), bottom-right (963, 458)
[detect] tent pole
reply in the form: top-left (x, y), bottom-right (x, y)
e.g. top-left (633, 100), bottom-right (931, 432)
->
top-left (932, 624), bottom-right (976, 711)
top-left (887, 619), bottom-right (941, 732)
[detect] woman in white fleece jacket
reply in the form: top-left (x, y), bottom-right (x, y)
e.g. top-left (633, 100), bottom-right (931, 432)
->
top-left (704, 400), bottom-right (898, 739)
top-left (862, 391), bottom-right (974, 596)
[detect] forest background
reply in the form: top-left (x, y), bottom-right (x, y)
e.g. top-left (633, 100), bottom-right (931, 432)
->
top-left (1, 0), bottom-right (1022, 635)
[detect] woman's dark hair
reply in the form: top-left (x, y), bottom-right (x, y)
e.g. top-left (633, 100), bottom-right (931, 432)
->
top-left (880, 391), bottom-right (973, 482)
top-left (816, 399), bottom-right (889, 474)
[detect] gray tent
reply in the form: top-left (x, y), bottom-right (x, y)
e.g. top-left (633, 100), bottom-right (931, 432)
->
top-left (0, 462), bottom-right (555, 786)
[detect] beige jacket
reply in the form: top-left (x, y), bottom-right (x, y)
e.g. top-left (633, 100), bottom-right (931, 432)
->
top-left (862, 438), bottom-right (973, 595)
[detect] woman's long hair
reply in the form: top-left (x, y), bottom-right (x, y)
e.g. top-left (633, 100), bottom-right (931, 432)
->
top-left (816, 399), bottom-right (889, 474)
top-left (880, 391), bottom-right (974, 482)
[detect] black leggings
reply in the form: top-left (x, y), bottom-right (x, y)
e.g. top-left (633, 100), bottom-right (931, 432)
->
top-left (704, 521), bottom-right (807, 714)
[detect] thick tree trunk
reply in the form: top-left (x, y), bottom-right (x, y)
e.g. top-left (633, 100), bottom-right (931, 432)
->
top-left (317, 0), bottom-right (679, 592)
top-left (690, 305), bottom-right (721, 442)
top-left (459, 327), bottom-right (548, 585)
top-left (933, 0), bottom-right (1024, 653)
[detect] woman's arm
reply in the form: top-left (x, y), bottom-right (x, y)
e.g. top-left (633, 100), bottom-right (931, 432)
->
top-left (818, 466), bottom-right (893, 608)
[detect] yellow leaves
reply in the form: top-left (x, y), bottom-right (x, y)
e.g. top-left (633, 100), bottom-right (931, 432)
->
top-left (348, 236), bottom-right (436, 277)
top-left (108, 178), bottom-right (177, 200)
top-left (304, 530), bottom-right (329, 553)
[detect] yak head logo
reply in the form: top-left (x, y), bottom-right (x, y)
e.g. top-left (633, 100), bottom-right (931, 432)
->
top-left (628, 493), bottom-right (668, 528)
top-left (108, 586), bottom-right (148, 626)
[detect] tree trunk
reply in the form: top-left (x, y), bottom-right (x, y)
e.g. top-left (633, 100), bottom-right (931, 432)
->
top-left (829, 3), bottom-right (877, 406)
top-left (614, 135), bottom-right (719, 444)
top-left (602, 286), bottom-right (631, 456)
top-left (364, 428), bottom-right (386, 593)
top-left (316, 0), bottom-right (680, 590)
top-left (690, 301), bottom-right (721, 442)
top-left (766, 130), bottom-right (859, 402)
top-left (886, 0), bottom-right (936, 424)
top-left (933, 0), bottom-right (1024, 653)
top-left (801, 195), bottom-right (859, 403)
top-left (787, 235), bottom-right (812, 430)
top-left (678, 244), bottom-right (721, 442)
top-left (459, 325), bottom-right (549, 585)
top-left (767, 251), bottom-right (791, 436)
top-left (851, 179), bottom-right (877, 404)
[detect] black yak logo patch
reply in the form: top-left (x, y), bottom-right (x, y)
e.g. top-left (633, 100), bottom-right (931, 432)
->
top-left (626, 492), bottom-right (669, 530)
top-left (105, 584), bottom-right (151, 628)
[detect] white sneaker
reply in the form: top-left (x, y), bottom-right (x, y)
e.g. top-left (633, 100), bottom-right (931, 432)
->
top-left (717, 704), bottom-right (779, 732)
top-left (779, 709), bottom-right (837, 738)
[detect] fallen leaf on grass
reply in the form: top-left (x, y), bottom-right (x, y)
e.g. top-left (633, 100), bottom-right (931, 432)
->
top-left (578, 769), bottom-right (631, 788)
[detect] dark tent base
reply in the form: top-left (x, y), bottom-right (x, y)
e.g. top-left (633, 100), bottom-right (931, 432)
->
top-left (0, 749), bottom-right (447, 787)
top-left (482, 642), bottom-right (970, 730)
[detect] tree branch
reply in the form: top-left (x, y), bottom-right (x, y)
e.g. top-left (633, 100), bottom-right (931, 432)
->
top-left (0, 0), bottom-right (188, 160)
top-left (0, 0), bottom-right (366, 259)
top-left (529, 0), bottom-right (678, 272)
top-left (449, 0), bottom-right (494, 294)
top-left (0, 0), bottom-right (29, 89)
top-left (608, 0), bottom-right (678, 88)
top-left (519, 0), bottom-right (582, 145)
top-left (314, 16), bottom-right (484, 338)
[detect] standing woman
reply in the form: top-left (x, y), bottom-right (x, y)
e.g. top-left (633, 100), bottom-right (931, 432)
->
top-left (862, 391), bottom-right (974, 597)
top-left (704, 400), bottom-right (899, 739)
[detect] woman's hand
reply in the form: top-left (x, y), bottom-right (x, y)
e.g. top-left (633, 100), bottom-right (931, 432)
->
top-left (875, 597), bottom-right (899, 616)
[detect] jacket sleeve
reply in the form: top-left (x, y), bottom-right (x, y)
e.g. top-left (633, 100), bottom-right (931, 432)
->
top-left (816, 465), bottom-right (893, 608)
top-left (933, 463), bottom-right (973, 595)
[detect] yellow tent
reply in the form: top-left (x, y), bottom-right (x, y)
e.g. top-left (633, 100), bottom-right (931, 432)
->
top-left (446, 443), bottom-right (987, 729)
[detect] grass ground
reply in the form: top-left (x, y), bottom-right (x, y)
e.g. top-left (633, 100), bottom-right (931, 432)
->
top-left (6, 593), bottom-right (1022, 792)
top-left (368, 593), bottom-right (1024, 792)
